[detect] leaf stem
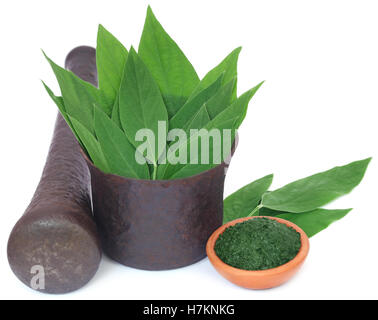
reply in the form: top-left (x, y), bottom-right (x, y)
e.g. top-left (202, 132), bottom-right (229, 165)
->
top-left (248, 204), bottom-right (263, 217)
top-left (152, 163), bottom-right (158, 180)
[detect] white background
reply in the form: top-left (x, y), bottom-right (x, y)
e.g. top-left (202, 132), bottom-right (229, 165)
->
top-left (0, 0), bottom-right (377, 300)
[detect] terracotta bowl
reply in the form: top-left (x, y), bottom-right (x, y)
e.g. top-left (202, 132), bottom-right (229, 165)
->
top-left (206, 216), bottom-right (310, 289)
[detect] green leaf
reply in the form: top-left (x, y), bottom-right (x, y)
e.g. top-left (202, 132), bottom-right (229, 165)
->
top-left (68, 115), bottom-right (110, 173)
top-left (96, 24), bottom-right (128, 112)
top-left (258, 206), bottom-right (287, 217)
top-left (94, 105), bottom-right (150, 179)
top-left (206, 84), bottom-right (263, 131)
top-left (159, 86), bottom-right (261, 179)
top-left (164, 106), bottom-right (211, 173)
top-left (43, 51), bottom-right (107, 134)
top-left (192, 47), bottom-right (241, 100)
top-left (223, 174), bottom-right (273, 224)
top-left (119, 48), bottom-right (168, 166)
top-left (138, 6), bottom-right (200, 117)
top-left (111, 94), bottom-right (122, 129)
top-left (169, 74), bottom-right (223, 130)
top-left (262, 158), bottom-right (372, 213)
top-left (234, 81), bottom-right (264, 128)
top-left (183, 106), bottom-right (210, 134)
top-left (205, 79), bottom-right (236, 119)
top-left (42, 81), bottom-right (76, 135)
top-left (276, 208), bottom-right (352, 237)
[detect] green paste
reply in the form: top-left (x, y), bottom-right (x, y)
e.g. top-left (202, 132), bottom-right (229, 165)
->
top-left (214, 218), bottom-right (301, 270)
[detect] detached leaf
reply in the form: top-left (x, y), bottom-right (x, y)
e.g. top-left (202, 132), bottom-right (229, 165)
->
top-left (68, 115), bottom-right (110, 173)
top-left (277, 208), bottom-right (352, 237)
top-left (43, 52), bottom-right (107, 134)
top-left (94, 105), bottom-right (150, 179)
top-left (262, 158), bottom-right (372, 213)
top-left (193, 47), bottom-right (241, 100)
top-left (258, 206), bottom-right (287, 217)
top-left (223, 174), bottom-right (273, 224)
top-left (96, 24), bottom-right (128, 112)
top-left (119, 48), bottom-right (168, 166)
top-left (138, 6), bottom-right (200, 117)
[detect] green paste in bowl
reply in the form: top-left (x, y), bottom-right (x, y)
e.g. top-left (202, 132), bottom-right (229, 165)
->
top-left (214, 218), bottom-right (301, 271)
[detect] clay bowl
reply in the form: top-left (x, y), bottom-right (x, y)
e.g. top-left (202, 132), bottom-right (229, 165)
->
top-left (206, 216), bottom-right (310, 289)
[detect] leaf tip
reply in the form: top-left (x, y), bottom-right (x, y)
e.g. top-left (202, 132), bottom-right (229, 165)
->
top-left (129, 45), bottom-right (137, 54)
top-left (257, 80), bottom-right (265, 87)
top-left (41, 49), bottom-right (49, 61)
top-left (41, 79), bottom-right (48, 89)
top-left (248, 81), bottom-right (265, 96)
top-left (97, 24), bottom-right (107, 38)
top-left (356, 157), bottom-right (372, 172)
top-left (146, 5), bottom-right (155, 20)
top-left (41, 50), bottom-right (58, 69)
top-left (128, 46), bottom-right (138, 63)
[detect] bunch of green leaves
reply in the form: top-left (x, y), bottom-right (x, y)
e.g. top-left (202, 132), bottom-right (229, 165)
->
top-left (42, 6), bottom-right (262, 180)
top-left (223, 158), bottom-right (371, 237)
